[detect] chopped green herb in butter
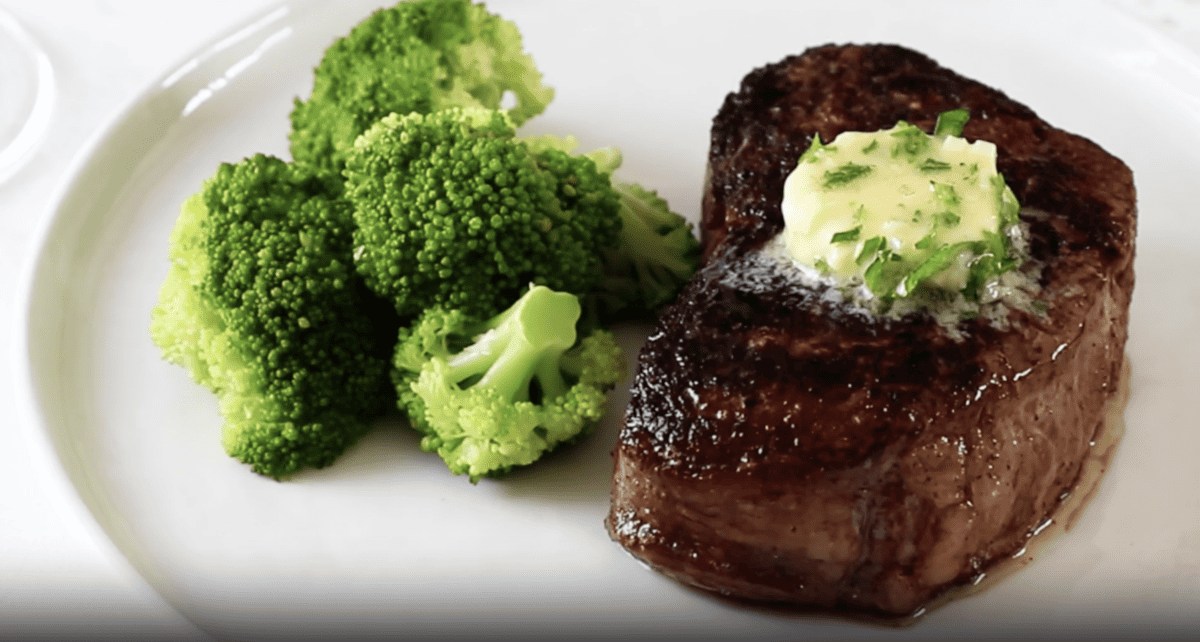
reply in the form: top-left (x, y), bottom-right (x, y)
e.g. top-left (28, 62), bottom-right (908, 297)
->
top-left (780, 111), bottom-right (1021, 303)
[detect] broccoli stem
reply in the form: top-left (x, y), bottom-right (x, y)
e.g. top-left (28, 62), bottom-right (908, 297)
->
top-left (445, 285), bottom-right (580, 402)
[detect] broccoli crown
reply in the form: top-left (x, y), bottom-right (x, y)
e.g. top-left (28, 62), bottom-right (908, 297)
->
top-left (345, 108), bottom-right (621, 319)
top-left (591, 182), bottom-right (701, 321)
top-left (150, 154), bottom-right (397, 479)
top-left (392, 285), bottom-right (626, 481)
top-left (288, 0), bottom-right (554, 175)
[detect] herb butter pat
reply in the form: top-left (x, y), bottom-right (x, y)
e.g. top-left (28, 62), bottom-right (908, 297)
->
top-left (780, 110), bottom-right (1021, 302)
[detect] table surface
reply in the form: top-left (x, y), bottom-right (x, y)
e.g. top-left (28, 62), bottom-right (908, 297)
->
top-left (3, 1), bottom-right (1199, 640)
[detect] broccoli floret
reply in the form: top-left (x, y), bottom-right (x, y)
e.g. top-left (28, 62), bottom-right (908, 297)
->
top-left (344, 107), bottom-right (621, 319)
top-left (150, 154), bottom-right (397, 479)
top-left (475, 140), bottom-right (699, 320)
top-left (535, 145), bottom-right (699, 321)
top-left (289, 0), bottom-right (554, 176)
top-left (596, 182), bottom-right (701, 316)
top-left (393, 285), bottom-right (625, 481)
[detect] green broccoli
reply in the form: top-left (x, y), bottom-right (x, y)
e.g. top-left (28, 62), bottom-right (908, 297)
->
top-left (288, 0), bottom-right (554, 176)
top-left (595, 181), bottom-right (701, 320)
top-left (392, 284), bottom-right (625, 481)
top-left (151, 0), bottom-right (692, 484)
top-left (150, 154), bottom-right (397, 479)
top-left (525, 143), bottom-right (699, 321)
top-left (344, 107), bottom-right (622, 319)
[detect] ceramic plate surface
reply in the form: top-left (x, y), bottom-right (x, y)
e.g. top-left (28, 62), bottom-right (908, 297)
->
top-left (20, 0), bottom-right (1200, 638)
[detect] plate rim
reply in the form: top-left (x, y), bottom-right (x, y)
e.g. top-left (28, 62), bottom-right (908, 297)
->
top-left (12, 0), bottom-right (305, 632)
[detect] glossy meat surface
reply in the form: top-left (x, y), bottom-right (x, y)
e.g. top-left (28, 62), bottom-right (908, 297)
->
top-left (607, 44), bottom-right (1135, 617)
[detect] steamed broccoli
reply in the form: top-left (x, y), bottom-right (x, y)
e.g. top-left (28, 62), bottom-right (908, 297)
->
top-left (393, 285), bottom-right (625, 481)
top-left (151, 0), bottom-right (691, 484)
top-left (517, 142), bottom-right (699, 321)
top-left (344, 107), bottom-right (622, 319)
top-left (150, 154), bottom-right (397, 479)
top-left (289, 0), bottom-right (554, 176)
top-left (596, 181), bottom-right (701, 320)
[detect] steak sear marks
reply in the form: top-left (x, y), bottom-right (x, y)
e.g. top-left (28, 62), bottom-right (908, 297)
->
top-left (608, 43), bottom-right (1135, 618)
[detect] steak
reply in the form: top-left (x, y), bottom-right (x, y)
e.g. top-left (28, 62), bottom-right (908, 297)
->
top-left (606, 44), bottom-right (1135, 618)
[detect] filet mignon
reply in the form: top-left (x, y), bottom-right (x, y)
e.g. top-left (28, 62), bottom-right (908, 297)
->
top-left (606, 44), bottom-right (1135, 618)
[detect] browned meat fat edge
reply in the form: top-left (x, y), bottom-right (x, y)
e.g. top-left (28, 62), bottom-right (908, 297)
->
top-left (607, 43), bottom-right (1135, 618)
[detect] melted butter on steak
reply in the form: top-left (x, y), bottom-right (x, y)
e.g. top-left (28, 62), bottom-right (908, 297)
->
top-left (607, 43), bottom-right (1135, 619)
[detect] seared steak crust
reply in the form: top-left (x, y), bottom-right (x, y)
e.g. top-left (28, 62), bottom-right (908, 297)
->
top-left (607, 44), bottom-right (1135, 617)
top-left (700, 44), bottom-right (1134, 266)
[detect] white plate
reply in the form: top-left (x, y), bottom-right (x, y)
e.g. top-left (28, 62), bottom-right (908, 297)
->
top-left (18, 0), bottom-right (1200, 638)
